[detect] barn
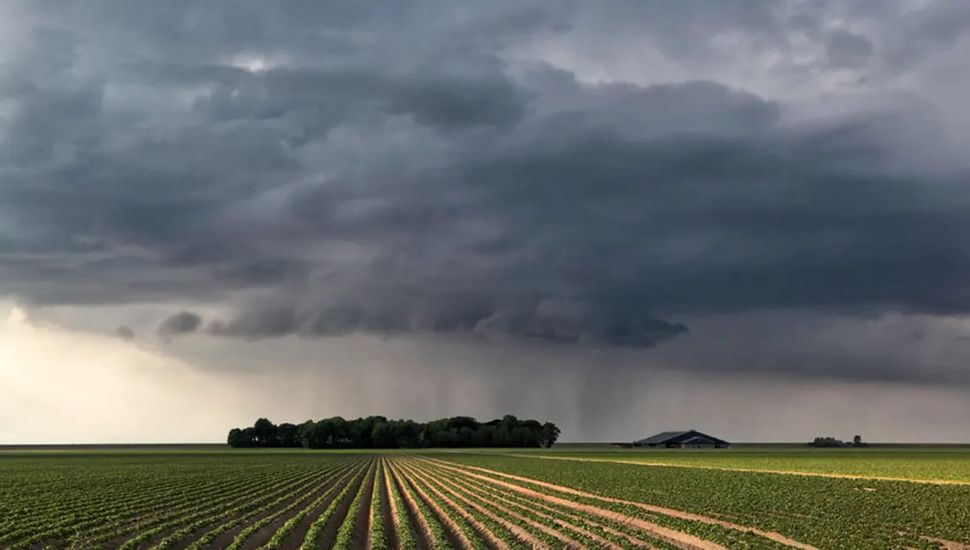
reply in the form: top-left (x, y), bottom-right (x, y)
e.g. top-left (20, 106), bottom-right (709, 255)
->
top-left (634, 430), bottom-right (730, 448)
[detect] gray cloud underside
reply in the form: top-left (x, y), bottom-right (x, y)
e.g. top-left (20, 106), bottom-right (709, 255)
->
top-left (158, 311), bottom-right (203, 340)
top-left (4, 1), bottom-right (970, 363)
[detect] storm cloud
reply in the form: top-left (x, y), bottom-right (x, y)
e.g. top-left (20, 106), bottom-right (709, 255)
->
top-left (4, 1), bottom-right (970, 383)
top-left (158, 311), bottom-right (203, 340)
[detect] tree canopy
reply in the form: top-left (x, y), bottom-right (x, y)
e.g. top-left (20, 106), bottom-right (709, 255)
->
top-left (227, 415), bottom-right (561, 449)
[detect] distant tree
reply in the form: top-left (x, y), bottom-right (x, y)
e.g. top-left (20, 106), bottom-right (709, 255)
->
top-left (853, 435), bottom-right (862, 446)
top-left (395, 420), bottom-right (421, 448)
top-left (541, 422), bottom-right (561, 448)
top-left (253, 418), bottom-right (278, 447)
top-left (307, 419), bottom-right (335, 448)
top-left (474, 424), bottom-right (496, 447)
top-left (297, 420), bottom-right (315, 448)
top-left (276, 423), bottom-right (301, 448)
top-left (372, 422), bottom-right (396, 448)
top-left (330, 417), bottom-right (349, 447)
top-left (227, 428), bottom-right (243, 447)
top-left (233, 427), bottom-right (256, 447)
top-left (810, 436), bottom-right (846, 448)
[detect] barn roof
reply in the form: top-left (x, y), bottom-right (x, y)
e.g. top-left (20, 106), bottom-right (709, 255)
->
top-left (635, 430), bottom-right (729, 445)
top-left (637, 431), bottom-right (692, 444)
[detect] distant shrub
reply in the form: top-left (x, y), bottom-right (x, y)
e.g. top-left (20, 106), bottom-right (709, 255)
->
top-left (809, 436), bottom-right (848, 448)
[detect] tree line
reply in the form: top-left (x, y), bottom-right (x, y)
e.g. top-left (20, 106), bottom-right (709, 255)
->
top-left (809, 435), bottom-right (867, 448)
top-left (227, 415), bottom-right (561, 449)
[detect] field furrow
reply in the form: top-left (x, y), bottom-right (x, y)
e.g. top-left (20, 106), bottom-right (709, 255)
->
top-left (392, 459), bottom-right (517, 549)
top-left (386, 458), bottom-right (452, 549)
top-left (190, 466), bottom-right (348, 550)
top-left (3, 449), bottom-right (969, 549)
top-left (0, 474), bottom-right (215, 538)
top-left (412, 459), bottom-right (638, 549)
top-left (367, 458), bottom-right (389, 550)
top-left (298, 458), bottom-right (372, 550)
top-left (252, 459), bottom-right (371, 550)
top-left (417, 457), bottom-right (729, 550)
top-left (144, 460), bottom-right (361, 550)
top-left (5, 464), bottom-right (311, 548)
top-left (391, 458), bottom-right (499, 548)
top-left (503, 454), bottom-right (970, 486)
top-left (426, 456), bottom-right (817, 550)
top-left (332, 459), bottom-right (377, 550)
top-left (430, 460), bottom-right (661, 548)
top-left (405, 458), bottom-right (587, 549)
top-left (17, 464), bottom-right (326, 549)
top-left (413, 458), bottom-right (694, 549)
top-left (383, 457), bottom-right (420, 550)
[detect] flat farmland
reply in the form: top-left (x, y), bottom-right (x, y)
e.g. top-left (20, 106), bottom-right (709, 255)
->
top-left (1, 448), bottom-right (969, 549)
top-left (486, 445), bottom-right (970, 482)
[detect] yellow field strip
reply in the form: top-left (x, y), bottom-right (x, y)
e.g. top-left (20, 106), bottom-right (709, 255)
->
top-left (491, 453), bottom-right (970, 486)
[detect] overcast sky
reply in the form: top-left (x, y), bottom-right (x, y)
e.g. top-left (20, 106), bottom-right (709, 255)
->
top-left (3, 1), bottom-right (970, 443)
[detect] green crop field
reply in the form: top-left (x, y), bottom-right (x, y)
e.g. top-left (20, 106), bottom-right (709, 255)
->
top-left (2, 447), bottom-right (969, 549)
top-left (484, 445), bottom-right (970, 482)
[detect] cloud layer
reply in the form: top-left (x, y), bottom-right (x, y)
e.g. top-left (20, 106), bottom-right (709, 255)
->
top-left (3, 1), bottom-right (970, 382)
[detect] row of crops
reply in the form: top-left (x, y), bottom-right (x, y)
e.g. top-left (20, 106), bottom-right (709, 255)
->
top-left (0, 453), bottom-right (375, 549)
top-left (443, 453), bottom-right (970, 549)
top-left (382, 456), bottom-right (804, 550)
top-left (0, 451), bottom-right (800, 549)
top-left (517, 448), bottom-right (970, 482)
top-left (2, 450), bottom-right (968, 548)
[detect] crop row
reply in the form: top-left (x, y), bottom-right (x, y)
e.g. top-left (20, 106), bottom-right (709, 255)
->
top-left (0, 454), bottom-right (377, 549)
top-left (380, 456), bottom-right (787, 550)
top-left (438, 452), bottom-right (970, 549)
top-left (533, 449), bottom-right (970, 483)
top-left (7, 450), bottom-right (965, 549)
top-left (1, 461), bottom-right (308, 543)
top-left (8, 461), bottom-right (331, 548)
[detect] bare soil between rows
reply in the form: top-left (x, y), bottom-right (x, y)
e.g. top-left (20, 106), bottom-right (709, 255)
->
top-left (424, 456), bottom-right (819, 550)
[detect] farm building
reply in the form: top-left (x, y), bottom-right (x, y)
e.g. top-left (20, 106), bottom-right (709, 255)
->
top-left (634, 430), bottom-right (730, 448)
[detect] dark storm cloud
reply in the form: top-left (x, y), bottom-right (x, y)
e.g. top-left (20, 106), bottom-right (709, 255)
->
top-left (879, 2), bottom-right (970, 70)
top-left (4, 2), bottom-right (970, 370)
top-left (158, 311), bottom-right (202, 340)
top-left (825, 29), bottom-right (874, 69)
top-left (205, 292), bottom-right (689, 346)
